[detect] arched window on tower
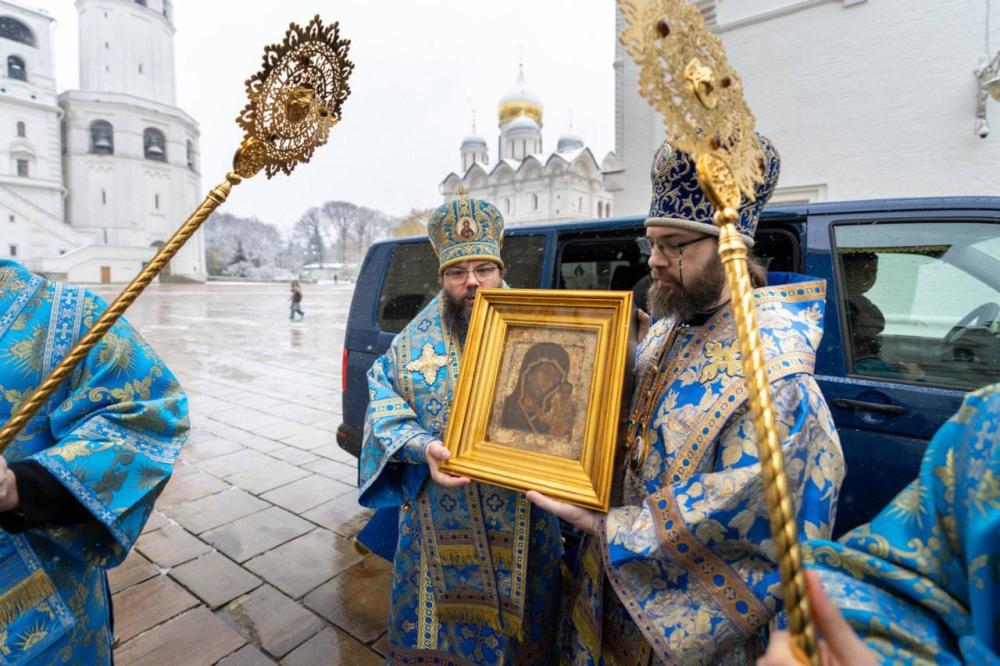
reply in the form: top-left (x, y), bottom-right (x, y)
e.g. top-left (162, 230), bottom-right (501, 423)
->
top-left (504, 198), bottom-right (510, 214)
top-left (7, 55), bottom-right (26, 81)
top-left (0, 17), bottom-right (36, 47)
top-left (532, 193), bottom-right (539, 211)
top-left (16, 120), bottom-right (25, 138)
top-left (90, 120), bottom-right (114, 155)
top-left (162, 0), bottom-right (172, 19)
top-left (597, 202), bottom-right (603, 218)
top-left (134, 0), bottom-right (147, 6)
top-left (186, 139), bottom-right (195, 170)
top-left (143, 127), bottom-right (166, 161)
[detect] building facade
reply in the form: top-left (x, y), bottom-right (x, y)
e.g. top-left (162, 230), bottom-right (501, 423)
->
top-left (609, 0), bottom-right (1000, 216)
top-left (0, 0), bottom-right (204, 283)
top-left (441, 67), bottom-right (616, 225)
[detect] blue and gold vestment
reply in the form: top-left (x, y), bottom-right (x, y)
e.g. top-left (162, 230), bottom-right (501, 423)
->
top-left (359, 295), bottom-right (562, 666)
top-left (0, 260), bottom-right (188, 664)
top-left (563, 274), bottom-right (845, 665)
top-left (805, 383), bottom-right (1000, 665)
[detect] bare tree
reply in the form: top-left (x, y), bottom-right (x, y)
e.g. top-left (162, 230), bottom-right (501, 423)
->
top-left (292, 207), bottom-right (333, 266)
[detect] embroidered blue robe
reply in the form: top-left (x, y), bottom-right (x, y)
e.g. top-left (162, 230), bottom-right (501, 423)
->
top-left (0, 260), bottom-right (188, 664)
top-left (804, 383), bottom-right (1000, 665)
top-left (359, 294), bottom-right (562, 666)
top-left (563, 274), bottom-right (845, 665)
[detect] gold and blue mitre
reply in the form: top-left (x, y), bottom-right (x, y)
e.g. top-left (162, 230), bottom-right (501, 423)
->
top-left (428, 189), bottom-right (505, 273)
top-left (645, 134), bottom-right (780, 247)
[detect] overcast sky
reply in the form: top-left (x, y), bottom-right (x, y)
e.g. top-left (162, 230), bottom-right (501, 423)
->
top-left (29, 0), bottom-right (616, 231)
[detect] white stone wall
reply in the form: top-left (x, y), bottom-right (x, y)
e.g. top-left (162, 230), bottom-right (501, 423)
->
top-left (0, 1), bottom-right (69, 267)
top-left (60, 91), bottom-right (204, 280)
top-left (613, 0), bottom-right (1000, 216)
top-left (77, 0), bottom-right (176, 107)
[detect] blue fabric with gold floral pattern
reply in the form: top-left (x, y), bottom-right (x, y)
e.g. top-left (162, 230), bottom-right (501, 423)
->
top-left (359, 294), bottom-right (561, 665)
top-left (562, 273), bottom-right (845, 665)
top-left (803, 384), bottom-right (1000, 665)
top-left (428, 193), bottom-right (505, 274)
top-left (0, 260), bottom-right (188, 664)
top-left (645, 134), bottom-right (780, 247)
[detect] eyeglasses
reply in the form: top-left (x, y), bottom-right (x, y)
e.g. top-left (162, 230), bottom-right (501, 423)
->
top-left (636, 235), bottom-right (711, 259)
top-left (442, 265), bottom-right (499, 282)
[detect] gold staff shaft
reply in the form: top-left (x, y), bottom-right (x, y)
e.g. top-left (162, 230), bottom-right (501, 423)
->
top-left (714, 215), bottom-right (819, 665)
top-left (0, 172), bottom-right (242, 454)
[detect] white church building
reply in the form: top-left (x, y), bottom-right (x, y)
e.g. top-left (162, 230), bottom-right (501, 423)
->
top-left (1, 0), bottom-right (204, 283)
top-left (608, 0), bottom-right (1000, 215)
top-left (440, 67), bottom-right (616, 226)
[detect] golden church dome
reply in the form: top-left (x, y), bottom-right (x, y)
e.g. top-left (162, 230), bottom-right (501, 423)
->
top-left (498, 65), bottom-right (543, 126)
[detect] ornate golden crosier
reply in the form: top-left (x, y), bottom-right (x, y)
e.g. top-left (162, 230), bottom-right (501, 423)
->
top-left (619, 1), bottom-right (818, 664)
top-left (0, 15), bottom-right (354, 453)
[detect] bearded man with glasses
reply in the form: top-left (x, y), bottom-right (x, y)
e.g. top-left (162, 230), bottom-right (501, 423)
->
top-left (528, 137), bottom-right (845, 664)
top-left (359, 190), bottom-right (562, 665)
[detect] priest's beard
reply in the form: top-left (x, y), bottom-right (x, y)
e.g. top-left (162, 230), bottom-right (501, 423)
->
top-left (647, 258), bottom-right (726, 322)
top-left (442, 288), bottom-right (474, 343)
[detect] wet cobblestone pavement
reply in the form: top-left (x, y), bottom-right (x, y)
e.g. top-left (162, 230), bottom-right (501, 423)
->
top-left (94, 282), bottom-right (388, 665)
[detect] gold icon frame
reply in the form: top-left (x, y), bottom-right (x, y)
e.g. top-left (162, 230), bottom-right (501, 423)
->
top-left (441, 288), bottom-right (633, 511)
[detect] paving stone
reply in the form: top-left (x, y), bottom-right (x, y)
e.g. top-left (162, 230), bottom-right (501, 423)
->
top-left (310, 443), bottom-right (356, 464)
top-left (261, 474), bottom-right (353, 514)
top-left (237, 434), bottom-right (286, 453)
top-left (109, 551), bottom-right (158, 594)
top-left (114, 607), bottom-right (246, 666)
top-left (112, 575), bottom-right (199, 643)
top-left (264, 403), bottom-right (330, 425)
top-left (140, 510), bottom-right (169, 534)
top-left (136, 523), bottom-right (211, 567)
top-left (168, 487), bottom-right (269, 534)
top-left (180, 437), bottom-right (244, 463)
top-left (235, 394), bottom-right (291, 410)
top-left (169, 551), bottom-right (262, 608)
top-left (302, 492), bottom-right (372, 538)
top-left (302, 458), bottom-right (357, 484)
top-left (245, 529), bottom-right (364, 599)
top-left (223, 585), bottom-right (323, 659)
top-left (266, 446), bottom-right (321, 466)
top-left (203, 506), bottom-right (313, 562)
top-left (199, 450), bottom-right (274, 479)
top-left (303, 556), bottom-right (392, 643)
top-left (281, 626), bottom-right (383, 666)
top-left (156, 471), bottom-right (230, 509)
top-left (254, 420), bottom-right (315, 441)
top-left (226, 459), bottom-right (311, 495)
top-left (371, 633), bottom-right (391, 658)
top-left (280, 430), bottom-right (334, 451)
top-left (216, 644), bottom-right (276, 666)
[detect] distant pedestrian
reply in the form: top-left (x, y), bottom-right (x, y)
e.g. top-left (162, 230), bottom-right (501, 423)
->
top-left (290, 280), bottom-right (304, 320)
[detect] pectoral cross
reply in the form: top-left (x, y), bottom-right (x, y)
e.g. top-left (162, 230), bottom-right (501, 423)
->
top-left (406, 343), bottom-right (449, 386)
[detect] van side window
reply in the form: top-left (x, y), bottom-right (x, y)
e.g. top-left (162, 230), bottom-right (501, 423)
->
top-left (833, 220), bottom-right (1000, 390)
top-left (377, 235), bottom-right (547, 334)
top-left (558, 235), bottom-right (645, 291)
top-left (379, 243), bottom-right (439, 334)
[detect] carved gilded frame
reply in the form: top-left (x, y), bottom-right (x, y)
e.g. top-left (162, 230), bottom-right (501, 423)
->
top-left (441, 288), bottom-right (633, 511)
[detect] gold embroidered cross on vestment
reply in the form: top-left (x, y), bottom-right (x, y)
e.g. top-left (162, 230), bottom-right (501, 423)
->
top-left (406, 343), bottom-right (450, 386)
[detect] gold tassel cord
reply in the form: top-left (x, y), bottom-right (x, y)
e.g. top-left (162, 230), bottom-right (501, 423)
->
top-left (0, 15), bottom-right (353, 455)
top-left (0, 570), bottom-right (57, 627)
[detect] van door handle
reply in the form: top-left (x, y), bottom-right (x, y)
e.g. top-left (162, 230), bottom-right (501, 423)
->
top-left (832, 398), bottom-right (906, 415)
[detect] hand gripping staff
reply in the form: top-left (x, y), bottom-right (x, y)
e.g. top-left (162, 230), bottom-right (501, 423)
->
top-left (618, 1), bottom-right (819, 663)
top-left (0, 16), bottom-right (354, 453)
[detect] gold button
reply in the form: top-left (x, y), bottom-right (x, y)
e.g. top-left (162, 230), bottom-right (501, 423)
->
top-left (402, 502), bottom-right (412, 512)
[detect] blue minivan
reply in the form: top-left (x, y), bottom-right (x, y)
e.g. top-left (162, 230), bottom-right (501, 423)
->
top-left (339, 196), bottom-right (1000, 539)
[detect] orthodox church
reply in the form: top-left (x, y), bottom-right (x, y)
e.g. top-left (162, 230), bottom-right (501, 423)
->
top-left (440, 67), bottom-right (615, 226)
top-left (0, 0), bottom-right (204, 283)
